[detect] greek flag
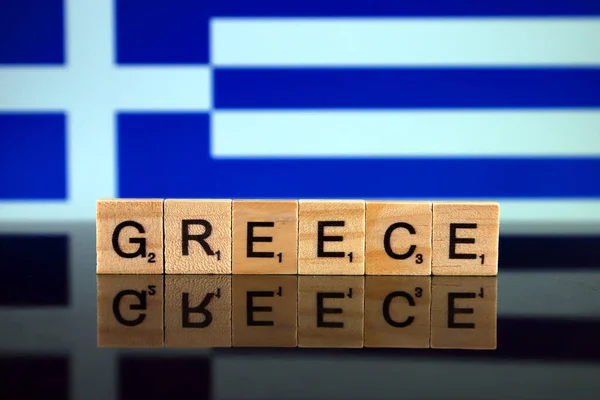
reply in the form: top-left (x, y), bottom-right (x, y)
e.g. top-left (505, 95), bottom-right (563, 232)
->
top-left (1, 0), bottom-right (599, 225)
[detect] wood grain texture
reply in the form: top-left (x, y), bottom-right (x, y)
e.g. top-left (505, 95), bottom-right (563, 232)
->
top-left (430, 276), bottom-right (497, 349)
top-left (232, 275), bottom-right (297, 347)
top-left (432, 202), bottom-right (500, 276)
top-left (364, 276), bottom-right (431, 348)
top-left (165, 275), bottom-right (232, 347)
top-left (96, 199), bottom-right (164, 274)
top-left (298, 200), bottom-right (365, 275)
top-left (97, 275), bottom-right (163, 347)
top-left (298, 276), bottom-right (364, 348)
top-left (165, 199), bottom-right (232, 274)
top-left (232, 200), bottom-right (298, 274)
top-left (366, 201), bottom-right (432, 275)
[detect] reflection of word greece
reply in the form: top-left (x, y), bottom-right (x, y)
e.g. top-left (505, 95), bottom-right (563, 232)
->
top-left (96, 199), bottom-right (499, 276)
top-left (97, 275), bottom-right (497, 349)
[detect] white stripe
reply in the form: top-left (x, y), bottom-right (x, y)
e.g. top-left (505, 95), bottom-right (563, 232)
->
top-left (0, 68), bottom-right (210, 110)
top-left (3, 199), bottom-right (600, 232)
top-left (211, 18), bottom-right (600, 66)
top-left (216, 357), bottom-right (600, 399)
top-left (212, 110), bottom-right (600, 157)
top-left (113, 67), bottom-right (211, 110)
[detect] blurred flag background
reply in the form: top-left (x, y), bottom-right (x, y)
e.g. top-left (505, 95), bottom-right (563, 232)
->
top-left (1, 0), bottom-right (599, 227)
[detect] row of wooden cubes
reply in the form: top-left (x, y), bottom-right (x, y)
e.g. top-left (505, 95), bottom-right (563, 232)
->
top-left (98, 275), bottom-right (497, 349)
top-left (96, 199), bottom-right (500, 275)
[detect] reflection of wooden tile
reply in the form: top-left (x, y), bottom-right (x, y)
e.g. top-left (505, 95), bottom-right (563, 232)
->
top-left (431, 277), bottom-right (497, 349)
top-left (298, 200), bottom-right (365, 275)
top-left (364, 276), bottom-right (431, 348)
top-left (232, 275), bottom-right (297, 347)
top-left (366, 201), bottom-right (432, 275)
top-left (96, 199), bottom-right (164, 274)
top-left (298, 276), bottom-right (364, 347)
top-left (232, 200), bottom-right (298, 274)
top-left (164, 199), bottom-right (232, 274)
top-left (432, 202), bottom-right (499, 276)
top-left (97, 275), bottom-right (163, 347)
top-left (165, 275), bottom-right (231, 347)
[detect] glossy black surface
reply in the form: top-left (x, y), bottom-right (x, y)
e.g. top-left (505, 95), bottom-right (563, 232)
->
top-left (0, 222), bottom-right (599, 399)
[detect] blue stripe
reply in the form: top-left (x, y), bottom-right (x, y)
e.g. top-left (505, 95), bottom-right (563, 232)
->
top-left (116, 0), bottom-right (600, 65)
top-left (120, 357), bottom-right (211, 399)
top-left (0, 234), bottom-right (69, 306)
top-left (0, 357), bottom-right (69, 398)
top-left (0, 113), bottom-right (67, 200)
top-left (210, 0), bottom-right (600, 16)
top-left (116, 0), bottom-right (210, 64)
top-left (500, 236), bottom-right (600, 269)
top-left (215, 68), bottom-right (600, 109)
top-left (118, 113), bottom-right (600, 198)
top-left (0, 0), bottom-right (64, 64)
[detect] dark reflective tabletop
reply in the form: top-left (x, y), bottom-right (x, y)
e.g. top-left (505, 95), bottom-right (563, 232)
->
top-left (1, 222), bottom-right (599, 399)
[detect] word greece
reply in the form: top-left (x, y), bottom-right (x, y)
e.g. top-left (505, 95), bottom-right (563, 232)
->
top-left (96, 199), bottom-right (499, 276)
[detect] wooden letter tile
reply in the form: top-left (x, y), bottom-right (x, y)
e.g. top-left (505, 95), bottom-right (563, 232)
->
top-left (97, 275), bottom-right (163, 347)
top-left (165, 199), bottom-right (232, 274)
top-left (430, 277), bottom-right (497, 349)
top-left (432, 202), bottom-right (499, 276)
top-left (364, 276), bottom-right (431, 348)
top-left (165, 275), bottom-right (232, 347)
top-left (366, 201), bottom-right (432, 275)
top-left (232, 275), bottom-right (297, 347)
top-left (96, 199), bottom-right (164, 274)
top-left (298, 276), bottom-right (364, 348)
top-left (298, 200), bottom-right (365, 275)
top-left (232, 200), bottom-right (298, 274)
